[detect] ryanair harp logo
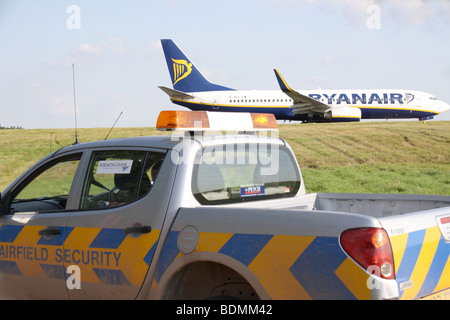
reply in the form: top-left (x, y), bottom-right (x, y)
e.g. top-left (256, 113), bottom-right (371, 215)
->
top-left (172, 58), bottom-right (192, 85)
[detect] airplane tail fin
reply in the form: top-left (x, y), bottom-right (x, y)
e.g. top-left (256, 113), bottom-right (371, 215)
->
top-left (274, 69), bottom-right (295, 94)
top-left (161, 39), bottom-right (234, 93)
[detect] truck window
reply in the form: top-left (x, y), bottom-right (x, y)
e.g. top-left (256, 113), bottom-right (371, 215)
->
top-left (10, 154), bottom-right (81, 213)
top-left (192, 144), bottom-right (301, 204)
top-left (80, 150), bottom-right (165, 209)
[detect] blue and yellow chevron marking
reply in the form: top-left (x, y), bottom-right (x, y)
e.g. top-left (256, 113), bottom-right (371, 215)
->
top-left (0, 225), bottom-right (160, 287)
top-left (390, 226), bottom-right (450, 300)
top-left (155, 231), bottom-right (371, 300)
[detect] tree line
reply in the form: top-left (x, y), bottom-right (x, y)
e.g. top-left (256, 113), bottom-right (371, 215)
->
top-left (0, 125), bottom-right (23, 130)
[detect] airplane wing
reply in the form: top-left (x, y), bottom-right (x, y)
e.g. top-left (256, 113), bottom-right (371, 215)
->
top-left (158, 86), bottom-right (195, 99)
top-left (273, 69), bottom-right (330, 114)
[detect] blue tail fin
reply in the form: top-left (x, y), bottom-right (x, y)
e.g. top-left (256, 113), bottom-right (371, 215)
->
top-left (161, 39), bottom-right (234, 93)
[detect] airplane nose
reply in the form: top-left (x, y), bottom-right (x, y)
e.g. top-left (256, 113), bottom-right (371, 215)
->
top-left (440, 101), bottom-right (450, 113)
top-left (444, 101), bottom-right (450, 112)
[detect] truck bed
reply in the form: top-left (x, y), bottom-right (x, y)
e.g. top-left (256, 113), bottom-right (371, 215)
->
top-left (313, 193), bottom-right (450, 218)
top-left (183, 193), bottom-right (450, 300)
top-left (233, 193), bottom-right (450, 219)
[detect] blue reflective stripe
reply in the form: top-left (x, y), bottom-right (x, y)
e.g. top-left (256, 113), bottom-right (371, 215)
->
top-left (89, 228), bottom-right (127, 249)
top-left (396, 229), bottom-right (426, 298)
top-left (40, 264), bottom-right (66, 279)
top-left (0, 225), bottom-right (23, 243)
top-left (416, 237), bottom-right (450, 298)
top-left (37, 227), bottom-right (74, 246)
top-left (143, 242), bottom-right (158, 266)
top-left (93, 268), bottom-right (131, 286)
top-left (154, 231), bottom-right (180, 282)
top-left (0, 260), bottom-right (22, 275)
top-left (219, 234), bottom-right (273, 267)
top-left (290, 236), bottom-right (355, 300)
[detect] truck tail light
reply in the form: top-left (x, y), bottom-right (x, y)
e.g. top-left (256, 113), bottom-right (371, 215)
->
top-left (340, 227), bottom-right (395, 280)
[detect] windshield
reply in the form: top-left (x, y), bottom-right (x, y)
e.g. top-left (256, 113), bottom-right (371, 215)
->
top-left (192, 143), bottom-right (301, 205)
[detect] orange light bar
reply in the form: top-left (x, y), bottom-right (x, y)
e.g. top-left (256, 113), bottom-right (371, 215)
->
top-left (156, 110), bottom-right (278, 131)
top-left (156, 111), bottom-right (210, 130)
top-left (250, 113), bottom-right (278, 129)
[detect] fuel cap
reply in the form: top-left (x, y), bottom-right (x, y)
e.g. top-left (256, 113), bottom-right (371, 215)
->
top-left (177, 225), bottom-right (199, 254)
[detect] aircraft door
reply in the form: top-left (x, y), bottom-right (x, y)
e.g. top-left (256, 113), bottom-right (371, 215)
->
top-left (212, 97), bottom-right (220, 110)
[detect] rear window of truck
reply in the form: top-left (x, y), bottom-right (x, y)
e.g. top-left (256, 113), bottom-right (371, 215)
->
top-left (192, 144), bottom-right (301, 205)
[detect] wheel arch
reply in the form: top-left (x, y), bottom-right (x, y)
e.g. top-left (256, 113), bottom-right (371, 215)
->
top-left (153, 251), bottom-right (270, 300)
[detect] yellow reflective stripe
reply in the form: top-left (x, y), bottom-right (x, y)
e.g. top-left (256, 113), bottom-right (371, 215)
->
top-left (390, 232), bottom-right (409, 274)
top-left (401, 227), bottom-right (441, 300)
top-left (118, 230), bottom-right (160, 286)
top-left (336, 258), bottom-right (371, 300)
top-left (434, 265), bottom-right (450, 296)
top-left (64, 227), bottom-right (103, 283)
top-left (197, 232), bottom-right (234, 252)
top-left (13, 226), bottom-right (48, 277)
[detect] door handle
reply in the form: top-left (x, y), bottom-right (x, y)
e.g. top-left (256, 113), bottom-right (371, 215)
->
top-left (38, 227), bottom-right (61, 238)
top-left (123, 225), bottom-right (152, 235)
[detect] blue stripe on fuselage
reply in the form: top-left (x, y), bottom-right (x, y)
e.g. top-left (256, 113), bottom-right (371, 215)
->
top-left (172, 99), bottom-right (296, 119)
top-left (359, 107), bottom-right (437, 119)
top-left (171, 100), bottom-right (438, 121)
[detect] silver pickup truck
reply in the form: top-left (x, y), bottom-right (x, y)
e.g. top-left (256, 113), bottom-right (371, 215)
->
top-left (0, 111), bottom-right (449, 300)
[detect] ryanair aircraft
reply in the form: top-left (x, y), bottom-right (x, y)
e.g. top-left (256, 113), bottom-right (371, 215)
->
top-left (159, 39), bottom-right (449, 122)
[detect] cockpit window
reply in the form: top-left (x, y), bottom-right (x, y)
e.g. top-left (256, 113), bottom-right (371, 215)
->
top-left (192, 144), bottom-right (301, 205)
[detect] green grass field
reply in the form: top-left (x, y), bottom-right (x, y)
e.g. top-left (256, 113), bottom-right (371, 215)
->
top-left (0, 121), bottom-right (449, 195)
top-left (282, 121), bottom-right (449, 195)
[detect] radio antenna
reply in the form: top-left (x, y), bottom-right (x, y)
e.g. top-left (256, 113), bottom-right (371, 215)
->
top-left (105, 111), bottom-right (123, 140)
top-left (72, 63), bottom-right (79, 144)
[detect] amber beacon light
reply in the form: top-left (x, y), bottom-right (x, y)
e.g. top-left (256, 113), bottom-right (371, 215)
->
top-left (156, 110), bottom-right (278, 131)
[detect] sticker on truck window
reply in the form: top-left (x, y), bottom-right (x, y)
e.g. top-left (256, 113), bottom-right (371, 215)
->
top-left (96, 160), bottom-right (133, 174)
top-left (240, 185), bottom-right (265, 197)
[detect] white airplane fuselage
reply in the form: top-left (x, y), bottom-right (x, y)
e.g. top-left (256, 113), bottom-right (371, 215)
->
top-left (160, 39), bottom-right (450, 122)
top-left (170, 89), bottom-right (449, 122)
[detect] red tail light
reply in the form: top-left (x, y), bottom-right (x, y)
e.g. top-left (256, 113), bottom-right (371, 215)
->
top-left (340, 227), bottom-right (395, 280)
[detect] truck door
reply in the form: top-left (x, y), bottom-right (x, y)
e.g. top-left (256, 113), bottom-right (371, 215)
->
top-left (64, 148), bottom-right (170, 299)
top-left (0, 153), bottom-right (83, 299)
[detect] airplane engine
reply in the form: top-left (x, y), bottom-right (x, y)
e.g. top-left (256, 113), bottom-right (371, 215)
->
top-left (325, 107), bottom-right (361, 122)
